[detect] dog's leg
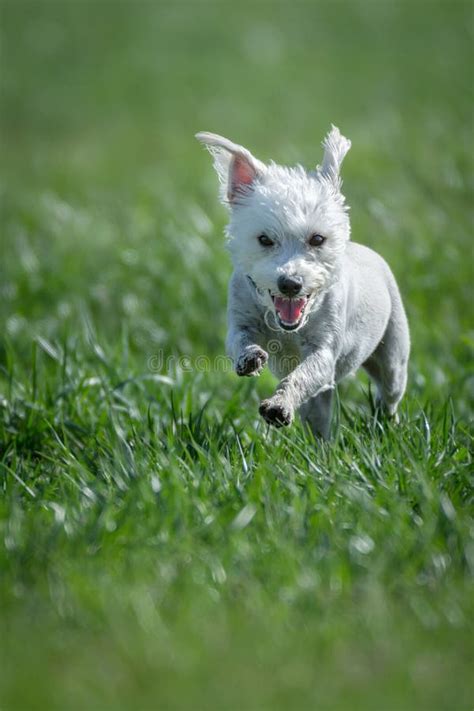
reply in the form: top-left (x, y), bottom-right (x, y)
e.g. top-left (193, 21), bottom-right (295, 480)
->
top-left (227, 328), bottom-right (268, 377)
top-left (299, 388), bottom-right (334, 439)
top-left (226, 274), bottom-right (269, 377)
top-left (235, 342), bottom-right (268, 377)
top-left (364, 292), bottom-right (410, 418)
top-left (259, 347), bottom-right (335, 427)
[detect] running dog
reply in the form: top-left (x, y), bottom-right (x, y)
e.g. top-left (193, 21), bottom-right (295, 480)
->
top-left (196, 126), bottom-right (410, 438)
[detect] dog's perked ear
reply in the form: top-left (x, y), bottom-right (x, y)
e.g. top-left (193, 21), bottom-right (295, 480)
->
top-left (195, 132), bottom-right (266, 206)
top-left (316, 125), bottom-right (351, 189)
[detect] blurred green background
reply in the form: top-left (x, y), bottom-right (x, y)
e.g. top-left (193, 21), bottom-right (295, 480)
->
top-left (1, 2), bottom-right (473, 710)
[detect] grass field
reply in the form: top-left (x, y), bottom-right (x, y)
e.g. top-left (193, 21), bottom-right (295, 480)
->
top-left (1, 1), bottom-right (473, 709)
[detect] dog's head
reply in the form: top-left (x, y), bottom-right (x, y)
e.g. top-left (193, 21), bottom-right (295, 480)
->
top-left (196, 126), bottom-right (351, 332)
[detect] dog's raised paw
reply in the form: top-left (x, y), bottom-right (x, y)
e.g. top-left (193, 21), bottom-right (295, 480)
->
top-left (236, 347), bottom-right (268, 377)
top-left (259, 398), bottom-right (293, 427)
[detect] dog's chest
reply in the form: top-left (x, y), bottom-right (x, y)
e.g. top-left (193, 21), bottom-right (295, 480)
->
top-left (263, 333), bottom-right (303, 379)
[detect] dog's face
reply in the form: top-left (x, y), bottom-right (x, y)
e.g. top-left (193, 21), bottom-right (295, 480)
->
top-left (226, 165), bottom-right (350, 331)
top-left (197, 126), bottom-right (351, 331)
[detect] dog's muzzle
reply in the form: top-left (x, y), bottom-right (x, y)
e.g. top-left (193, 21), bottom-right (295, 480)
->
top-left (271, 294), bottom-right (309, 330)
top-left (246, 274), bottom-right (310, 331)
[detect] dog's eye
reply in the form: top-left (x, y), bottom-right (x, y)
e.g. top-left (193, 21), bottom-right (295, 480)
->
top-left (308, 233), bottom-right (325, 247)
top-left (258, 234), bottom-right (274, 247)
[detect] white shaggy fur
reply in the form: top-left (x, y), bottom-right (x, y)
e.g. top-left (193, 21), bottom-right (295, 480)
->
top-left (196, 126), bottom-right (410, 438)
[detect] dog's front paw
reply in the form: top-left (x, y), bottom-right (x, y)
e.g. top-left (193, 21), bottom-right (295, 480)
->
top-left (259, 398), bottom-right (293, 428)
top-left (235, 346), bottom-right (268, 377)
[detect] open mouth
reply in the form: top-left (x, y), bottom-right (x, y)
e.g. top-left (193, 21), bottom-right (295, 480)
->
top-left (271, 293), bottom-right (310, 331)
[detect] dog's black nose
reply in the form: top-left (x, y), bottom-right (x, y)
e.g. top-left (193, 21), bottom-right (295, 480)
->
top-left (277, 275), bottom-right (303, 297)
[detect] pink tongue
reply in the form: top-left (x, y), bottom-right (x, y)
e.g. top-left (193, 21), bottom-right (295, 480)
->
top-left (274, 296), bottom-right (306, 324)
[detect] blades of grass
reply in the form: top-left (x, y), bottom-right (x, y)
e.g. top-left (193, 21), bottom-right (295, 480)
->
top-left (1, 462), bottom-right (36, 498)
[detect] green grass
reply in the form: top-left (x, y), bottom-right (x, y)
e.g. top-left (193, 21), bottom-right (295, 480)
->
top-left (1, 1), bottom-right (473, 709)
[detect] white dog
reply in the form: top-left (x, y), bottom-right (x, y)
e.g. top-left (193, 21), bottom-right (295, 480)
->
top-left (196, 126), bottom-right (410, 438)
